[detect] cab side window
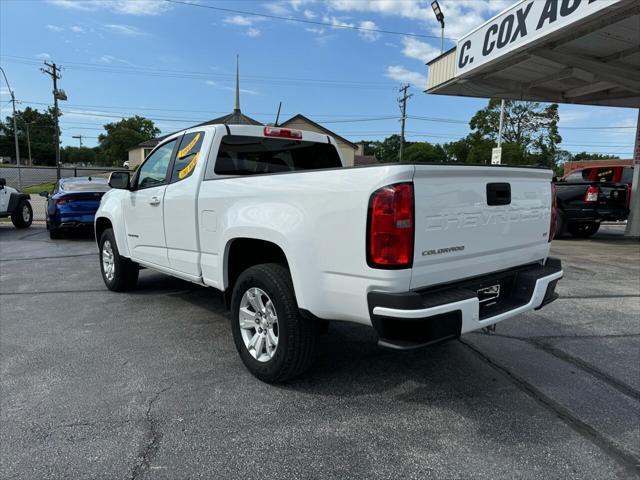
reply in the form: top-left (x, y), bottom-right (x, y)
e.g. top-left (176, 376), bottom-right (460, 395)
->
top-left (170, 132), bottom-right (204, 183)
top-left (137, 140), bottom-right (176, 189)
top-left (565, 170), bottom-right (585, 182)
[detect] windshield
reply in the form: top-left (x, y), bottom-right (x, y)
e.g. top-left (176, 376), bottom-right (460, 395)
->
top-left (214, 135), bottom-right (342, 175)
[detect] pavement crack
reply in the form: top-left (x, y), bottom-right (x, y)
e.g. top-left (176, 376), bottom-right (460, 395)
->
top-left (473, 332), bottom-right (640, 401)
top-left (459, 338), bottom-right (640, 476)
top-left (129, 383), bottom-right (174, 480)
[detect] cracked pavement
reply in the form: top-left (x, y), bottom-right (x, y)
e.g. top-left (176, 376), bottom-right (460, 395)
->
top-left (1, 224), bottom-right (638, 479)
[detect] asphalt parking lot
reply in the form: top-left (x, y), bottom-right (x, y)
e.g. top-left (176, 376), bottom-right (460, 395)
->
top-left (1, 224), bottom-right (639, 479)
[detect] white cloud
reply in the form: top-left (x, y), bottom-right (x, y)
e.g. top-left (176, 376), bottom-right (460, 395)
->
top-left (36, 53), bottom-right (51, 59)
top-left (358, 20), bottom-right (380, 42)
top-left (71, 25), bottom-right (86, 33)
top-left (303, 9), bottom-right (316, 19)
top-left (47, 24), bottom-right (64, 32)
top-left (0, 88), bottom-right (10, 97)
top-left (48, 0), bottom-right (172, 16)
top-left (246, 28), bottom-right (261, 37)
top-left (98, 55), bottom-right (131, 65)
top-left (264, 2), bottom-right (290, 16)
top-left (224, 15), bottom-right (256, 27)
top-left (323, 15), bottom-right (354, 28)
top-left (325, 0), bottom-right (508, 41)
top-left (402, 37), bottom-right (440, 63)
top-left (306, 26), bottom-right (325, 35)
top-left (224, 86), bottom-right (259, 96)
top-left (204, 80), bottom-right (217, 86)
top-left (104, 24), bottom-right (146, 36)
top-left (385, 65), bottom-right (426, 86)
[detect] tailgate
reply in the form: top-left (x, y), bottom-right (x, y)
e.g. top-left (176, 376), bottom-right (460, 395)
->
top-left (595, 183), bottom-right (629, 209)
top-left (410, 166), bottom-right (552, 290)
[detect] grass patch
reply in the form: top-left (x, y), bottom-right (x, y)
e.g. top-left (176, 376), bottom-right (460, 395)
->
top-left (22, 182), bottom-right (55, 195)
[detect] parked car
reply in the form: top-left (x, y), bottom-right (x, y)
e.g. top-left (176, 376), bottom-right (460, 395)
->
top-left (554, 166), bottom-right (632, 238)
top-left (95, 125), bottom-right (562, 382)
top-left (41, 176), bottom-right (110, 239)
top-left (0, 178), bottom-right (33, 229)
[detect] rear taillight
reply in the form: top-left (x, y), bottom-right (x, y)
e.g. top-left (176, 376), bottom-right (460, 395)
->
top-left (549, 182), bottom-right (557, 242)
top-left (584, 185), bottom-right (599, 203)
top-left (263, 126), bottom-right (302, 139)
top-left (367, 182), bottom-right (414, 268)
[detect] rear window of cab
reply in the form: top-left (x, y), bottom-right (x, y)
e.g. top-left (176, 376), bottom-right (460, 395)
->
top-left (214, 135), bottom-right (341, 176)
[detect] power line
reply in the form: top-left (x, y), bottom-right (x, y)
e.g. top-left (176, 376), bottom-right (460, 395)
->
top-left (163, 0), bottom-right (454, 41)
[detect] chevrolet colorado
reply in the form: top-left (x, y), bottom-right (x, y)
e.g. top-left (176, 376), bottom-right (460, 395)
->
top-left (95, 124), bottom-right (563, 382)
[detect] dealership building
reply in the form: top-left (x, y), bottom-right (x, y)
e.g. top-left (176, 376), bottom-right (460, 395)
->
top-left (426, 0), bottom-right (639, 236)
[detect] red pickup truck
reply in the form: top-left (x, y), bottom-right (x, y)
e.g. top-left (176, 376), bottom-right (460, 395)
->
top-left (554, 165), bottom-right (633, 238)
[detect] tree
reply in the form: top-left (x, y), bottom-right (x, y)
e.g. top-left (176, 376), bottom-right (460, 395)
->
top-left (572, 152), bottom-right (620, 161)
top-left (62, 146), bottom-right (98, 165)
top-left (0, 107), bottom-right (57, 165)
top-left (404, 142), bottom-right (446, 163)
top-left (98, 116), bottom-right (160, 166)
top-left (469, 99), bottom-right (561, 167)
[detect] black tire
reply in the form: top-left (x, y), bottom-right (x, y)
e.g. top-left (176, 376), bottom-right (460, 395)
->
top-left (568, 221), bottom-right (600, 238)
top-left (99, 228), bottom-right (139, 292)
top-left (11, 200), bottom-right (32, 229)
top-left (230, 263), bottom-right (319, 383)
top-left (49, 227), bottom-right (63, 239)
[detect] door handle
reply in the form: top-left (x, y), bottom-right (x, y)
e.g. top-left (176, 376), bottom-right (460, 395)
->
top-left (149, 196), bottom-right (161, 206)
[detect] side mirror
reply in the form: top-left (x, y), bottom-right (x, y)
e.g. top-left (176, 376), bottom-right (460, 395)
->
top-left (552, 176), bottom-right (559, 183)
top-left (0, 178), bottom-right (5, 189)
top-left (39, 191), bottom-right (50, 198)
top-left (108, 171), bottom-right (131, 190)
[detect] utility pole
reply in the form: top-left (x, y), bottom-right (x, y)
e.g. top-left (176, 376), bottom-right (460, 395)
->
top-left (25, 122), bottom-right (32, 166)
top-left (0, 66), bottom-right (22, 189)
top-left (41, 62), bottom-right (65, 180)
top-left (398, 84), bottom-right (413, 163)
top-left (72, 135), bottom-right (83, 148)
top-left (497, 99), bottom-right (506, 147)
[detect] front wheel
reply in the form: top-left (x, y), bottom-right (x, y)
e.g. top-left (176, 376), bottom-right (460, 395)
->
top-left (230, 263), bottom-right (319, 383)
top-left (568, 221), bottom-right (600, 238)
top-left (11, 200), bottom-right (32, 229)
top-left (99, 228), bottom-right (139, 292)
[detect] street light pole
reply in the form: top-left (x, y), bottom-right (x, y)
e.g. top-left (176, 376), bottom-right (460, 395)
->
top-left (431, 1), bottom-right (445, 53)
top-left (0, 66), bottom-right (22, 189)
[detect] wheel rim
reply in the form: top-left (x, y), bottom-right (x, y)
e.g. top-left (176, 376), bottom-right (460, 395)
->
top-left (102, 240), bottom-right (115, 282)
top-left (22, 205), bottom-right (30, 222)
top-left (238, 287), bottom-right (279, 362)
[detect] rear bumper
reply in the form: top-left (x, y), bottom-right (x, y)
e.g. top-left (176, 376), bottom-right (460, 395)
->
top-left (367, 258), bottom-right (563, 350)
top-left (564, 207), bottom-right (629, 222)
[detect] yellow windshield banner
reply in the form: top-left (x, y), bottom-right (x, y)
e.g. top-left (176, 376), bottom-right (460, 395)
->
top-left (178, 152), bottom-right (199, 179)
top-left (178, 133), bottom-right (201, 159)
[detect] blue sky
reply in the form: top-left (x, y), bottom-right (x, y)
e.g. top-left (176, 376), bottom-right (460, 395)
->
top-left (0, 0), bottom-right (637, 158)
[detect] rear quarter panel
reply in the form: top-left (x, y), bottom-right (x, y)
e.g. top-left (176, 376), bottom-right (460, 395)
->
top-left (198, 164), bottom-right (416, 324)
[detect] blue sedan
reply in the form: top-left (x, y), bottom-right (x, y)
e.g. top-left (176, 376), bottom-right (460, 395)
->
top-left (41, 177), bottom-right (110, 239)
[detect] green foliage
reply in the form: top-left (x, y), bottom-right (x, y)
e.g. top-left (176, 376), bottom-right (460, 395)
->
top-left (469, 99), bottom-right (561, 167)
top-left (0, 107), bottom-right (57, 165)
top-left (572, 152), bottom-right (620, 161)
top-left (62, 146), bottom-right (98, 165)
top-left (98, 116), bottom-right (160, 166)
top-left (403, 142), bottom-right (446, 163)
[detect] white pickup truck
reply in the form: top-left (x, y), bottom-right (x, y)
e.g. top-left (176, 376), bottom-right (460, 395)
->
top-left (96, 124), bottom-right (562, 382)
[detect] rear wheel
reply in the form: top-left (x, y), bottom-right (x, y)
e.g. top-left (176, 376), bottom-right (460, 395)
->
top-left (11, 200), bottom-right (32, 229)
top-left (568, 221), bottom-right (600, 238)
top-left (230, 263), bottom-right (319, 383)
top-left (48, 225), bottom-right (63, 239)
top-left (99, 228), bottom-right (139, 292)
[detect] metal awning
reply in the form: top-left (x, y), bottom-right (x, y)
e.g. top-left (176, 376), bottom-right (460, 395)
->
top-left (426, 0), bottom-right (639, 108)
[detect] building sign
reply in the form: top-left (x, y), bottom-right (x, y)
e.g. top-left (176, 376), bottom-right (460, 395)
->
top-left (456, 0), bottom-right (619, 76)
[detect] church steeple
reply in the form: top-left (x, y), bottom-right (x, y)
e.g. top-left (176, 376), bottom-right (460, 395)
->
top-left (234, 54), bottom-right (240, 113)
